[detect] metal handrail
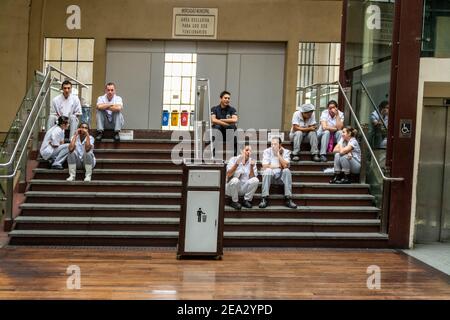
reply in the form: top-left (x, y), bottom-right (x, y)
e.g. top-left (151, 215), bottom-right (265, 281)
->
top-left (335, 81), bottom-right (403, 182)
top-left (47, 64), bottom-right (88, 88)
top-left (296, 81), bottom-right (338, 91)
top-left (0, 72), bottom-right (52, 169)
top-left (359, 80), bottom-right (388, 130)
top-left (0, 82), bottom-right (52, 178)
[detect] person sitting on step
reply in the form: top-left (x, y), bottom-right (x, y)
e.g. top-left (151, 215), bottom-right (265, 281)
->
top-left (66, 122), bottom-right (96, 182)
top-left (95, 82), bottom-right (124, 142)
top-left (225, 144), bottom-right (259, 210)
top-left (289, 103), bottom-right (320, 162)
top-left (317, 100), bottom-right (344, 162)
top-left (329, 126), bottom-right (361, 184)
top-left (46, 80), bottom-right (82, 140)
top-left (259, 137), bottom-right (297, 209)
top-left (40, 116), bottom-right (70, 169)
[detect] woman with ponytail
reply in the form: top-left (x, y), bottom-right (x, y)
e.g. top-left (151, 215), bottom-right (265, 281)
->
top-left (329, 126), bottom-right (361, 184)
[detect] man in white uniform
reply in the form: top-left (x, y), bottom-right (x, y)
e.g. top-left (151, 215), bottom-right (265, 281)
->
top-left (46, 80), bottom-right (82, 139)
top-left (95, 82), bottom-right (124, 142)
top-left (66, 122), bottom-right (96, 182)
top-left (289, 103), bottom-right (320, 162)
top-left (40, 116), bottom-right (70, 169)
top-left (226, 144), bottom-right (259, 210)
top-left (258, 137), bottom-right (297, 209)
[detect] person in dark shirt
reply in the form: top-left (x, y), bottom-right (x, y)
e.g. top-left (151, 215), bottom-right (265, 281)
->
top-left (210, 90), bottom-right (239, 155)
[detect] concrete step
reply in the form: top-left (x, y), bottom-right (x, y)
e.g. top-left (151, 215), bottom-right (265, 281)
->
top-left (28, 179), bottom-right (370, 194)
top-left (13, 216), bottom-right (380, 233)
top-left (8, 229), bottom-right (388, 248)
top-left (24, 191), bottom-right (374, 206)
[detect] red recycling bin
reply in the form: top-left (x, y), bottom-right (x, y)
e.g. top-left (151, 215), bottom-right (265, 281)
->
top-left (180, 110), bottom-right (189, 126)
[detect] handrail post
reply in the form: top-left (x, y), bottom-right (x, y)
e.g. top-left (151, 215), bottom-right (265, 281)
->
top-left (381, 179), bottom-right (391, 233)
top-left (4, 167), bottom-right (14, 231)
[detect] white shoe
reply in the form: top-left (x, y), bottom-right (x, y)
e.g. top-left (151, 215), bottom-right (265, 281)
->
top-left (66, 164), bottom-right (76, 181)
top-left (84, 164), bottom-right (92, 182)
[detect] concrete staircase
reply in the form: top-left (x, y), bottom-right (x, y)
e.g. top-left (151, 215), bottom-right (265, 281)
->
top-left (8, 130), bottom-right (388, 247)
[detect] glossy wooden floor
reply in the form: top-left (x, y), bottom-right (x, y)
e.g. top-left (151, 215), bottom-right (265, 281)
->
top-left (0, 247), bottom-right (449, 299)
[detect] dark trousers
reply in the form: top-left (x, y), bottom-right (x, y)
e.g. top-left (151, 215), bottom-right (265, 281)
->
top-left (212, 124), bottom-right (237, 156)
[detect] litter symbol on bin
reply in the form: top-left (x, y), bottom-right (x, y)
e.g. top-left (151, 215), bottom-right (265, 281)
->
top-left (197, 208), bottom-right (207, 223)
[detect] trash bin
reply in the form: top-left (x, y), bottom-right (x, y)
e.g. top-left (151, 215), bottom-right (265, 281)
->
top-left (177, 162), bottom-right (225, 259)
top-left (171, 110), bottom-right (179, 127)
top-left (162, 110), bottom-right (169, 127)
top-left (180, 110), bottom-right (189, 127)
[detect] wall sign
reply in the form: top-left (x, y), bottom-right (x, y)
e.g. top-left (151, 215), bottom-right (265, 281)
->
top-left (66, 5), bottom-right (81, 30)
top-left (172, 8), bottom-right (218, 39)
top-left (399, 119), bottom-right (412, 138)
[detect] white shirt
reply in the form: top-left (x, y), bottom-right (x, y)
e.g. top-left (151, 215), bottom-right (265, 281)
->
top-left (74, 135), bottom-right (96, 166)
top-left (262, 147), bottom-right (291, 169)
top-left (319, 109), bottom-right (344, 131)
top-left (51, 94), bottom-right (82, 117)
top-left (370, 110), bottom-right (388, 128)
top-left (337, 137), bottom-right (361, 162)
top-left (290, 111), bottom-right (317, 134)
top-left (40, 125), bottom-right (65, 160)
top-left (227, 156), bottom-right (258, 183)
top-left (96, 94), bottom-right (123, 116)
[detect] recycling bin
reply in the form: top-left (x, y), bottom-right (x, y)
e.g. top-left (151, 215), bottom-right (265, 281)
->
top-left (162, 110), bottom-right (169, 126)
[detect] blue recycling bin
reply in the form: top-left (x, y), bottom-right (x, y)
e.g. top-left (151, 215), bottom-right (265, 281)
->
top-left (162, 110), bottom-right (169, 126)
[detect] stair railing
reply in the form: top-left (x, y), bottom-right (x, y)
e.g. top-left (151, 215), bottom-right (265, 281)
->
top-left (0, 64), bottom-right (87, 230)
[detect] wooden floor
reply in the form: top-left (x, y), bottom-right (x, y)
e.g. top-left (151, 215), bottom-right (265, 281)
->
top-left (0, 246), bottom-right (449, 299)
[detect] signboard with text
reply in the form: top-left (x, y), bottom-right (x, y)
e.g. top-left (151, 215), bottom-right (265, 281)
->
top-left (172, 8), bottom-right (218, 39)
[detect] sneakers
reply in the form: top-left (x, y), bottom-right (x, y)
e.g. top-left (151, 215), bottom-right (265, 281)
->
top-left (312, 154), bottom-right (320, 162)
top-left (258, 197), bottom-right (268, 209)
top-left (95, 131), bottom-right (103, 142)
top-left (329, 172), bottom-right (342, 184)
top-left (229, 201), bottom-right (242, 210)
top-left (320, 155), bottom-right (328, 162)
top-left (284, 197), bottom-right (297, 209)
top-left (292, 154), bottom-right (300, 162)
top-left (113, 131), bottom-right (120, 142)
top-left (242, 200), bottom-right (253, 209)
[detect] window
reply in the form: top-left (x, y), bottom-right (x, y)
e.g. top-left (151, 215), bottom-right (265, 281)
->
top-left (297, 42), bottom-right (340, 108)
top-left (162, 53), bottom-right (197, 130)
top-left (43, 38), bottom-right (95, 107)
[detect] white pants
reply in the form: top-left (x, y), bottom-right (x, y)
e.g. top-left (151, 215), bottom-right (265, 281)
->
top-left (225, 177), bottom-right (259, 202)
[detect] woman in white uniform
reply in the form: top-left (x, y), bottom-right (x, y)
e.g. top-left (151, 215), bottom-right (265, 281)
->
top-left (39, 116), bottom-right (69, 169)
top-left (329, 126), bottom-right (361, 184)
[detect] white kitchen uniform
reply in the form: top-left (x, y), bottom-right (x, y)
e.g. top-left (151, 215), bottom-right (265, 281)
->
top-left (225, 156), bottom-right (259, 202)
top-left (46, 94), bottom-right (82, 138)
top-left (96, 94), bottom-right (124, 132)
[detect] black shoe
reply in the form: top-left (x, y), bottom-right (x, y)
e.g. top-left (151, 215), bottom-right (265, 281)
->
top-left (258, 197), bottom-right (268, 209)
top-left (329, 173), bottom-right (341, 184)
top-left (51, 164), bottom-right (64, 170)
top-left (242, 200), bottom-right (253, 208)
top-left (285, 197), bottom-right (297, 209)
top-left (336, 175), bottom-right (351, 184)
top-left (230, 201), bottom-right (242, 210)
top-left (113, 131), bottom-right (120, 142)
top-left (95, 131), bottom-right (103, 142)
top-left (320, 155), bottom-right (328, 162)
top-left (312, 154), bottom-right (320, 162)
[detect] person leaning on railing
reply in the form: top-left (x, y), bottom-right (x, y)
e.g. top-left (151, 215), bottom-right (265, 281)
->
top-left (329, 126), bottom-right (361, 184)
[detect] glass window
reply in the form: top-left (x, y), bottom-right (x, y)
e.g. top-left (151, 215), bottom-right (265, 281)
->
top-left (43, 38), bottom-right (95, 106)
top-left (162, 53), bottom-right (197, 130)
top-left (422, 0), bottom-right (450, 58)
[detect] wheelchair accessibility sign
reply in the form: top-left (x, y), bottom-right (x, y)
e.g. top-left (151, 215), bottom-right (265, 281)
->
top-left (399, 119), bottom-right (412, 138)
